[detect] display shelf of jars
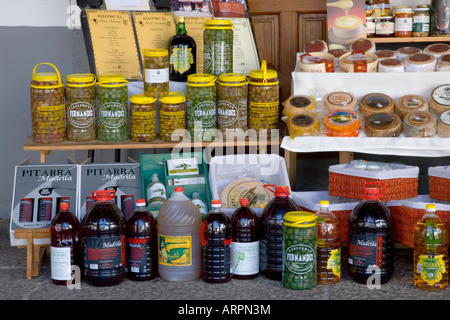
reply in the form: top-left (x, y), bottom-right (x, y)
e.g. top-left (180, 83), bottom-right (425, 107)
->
top-left (371, 36), bottom-right (450, 43)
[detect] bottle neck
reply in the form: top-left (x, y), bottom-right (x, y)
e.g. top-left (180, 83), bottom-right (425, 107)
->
top-left (177, 22), bottom-right (187, 35)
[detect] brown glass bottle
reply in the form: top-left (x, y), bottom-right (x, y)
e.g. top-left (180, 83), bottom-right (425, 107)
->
top-left (50, 202), bottom-right (83, 285)
top-left (125, 198), bottom-right (158, 281)
top-left (231, 198), bottom-right (259, 280)
top-left (169, 16), bottom-right (197, 82)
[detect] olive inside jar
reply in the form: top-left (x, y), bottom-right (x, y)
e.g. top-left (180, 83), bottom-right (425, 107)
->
top-left (30, 63), bottom-right (66, 144)
top-left (248, 60), bottom-right (279, 137)
top-left (129, 94), bottom-right (157, 142)
top-left (65, 73), bottom-right (97, 142)
top-left (186, 73), bottom-right (217, 141)
top-left (203, 19), bottom-right (234, 77)
top-left (159, 91), bottom-right (186, 142)
top-left (96, 74), bottom-right (129, 142)
top-left (217, 73), bottom-right (248, 136)
top-left (143, 49), bottom-right (169, 99)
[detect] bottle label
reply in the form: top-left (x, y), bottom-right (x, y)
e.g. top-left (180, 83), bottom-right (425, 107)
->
top-left (84, 235), bottom-right (124, 270)
top-left (284, 243), bottom-right (316, 275)
top-left (417, 254), bottom-right (447, 286)
top-left (327, 247), bottom-right (342, 277)
top-left (232, 241), bottom-right (259, 275)
top-left (170, 45), bottom-right (194, 74)
top-left (126, 238), bottom-right (148, 274)
top-left (158, 234), bottom-right (192, 266)
top-left (50, 246), bottom-right (72, 281)
top-left (192, 199), bottom-right (208, 215)
top-left (145, 68), bottom-right (169, 84)
top-left (348, 233), bottom-right (383, 267)
top-left (146, 182), bottom-right (167, 205)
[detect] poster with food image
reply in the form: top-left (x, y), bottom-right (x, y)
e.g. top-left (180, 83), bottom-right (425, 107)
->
top-left (327, 0), bottom-right (367, 49)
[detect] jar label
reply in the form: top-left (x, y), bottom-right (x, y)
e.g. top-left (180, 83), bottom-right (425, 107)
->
top-left (146, 182), bottom-right (167, 205)
top-left (284, 244), bottom-right (316, 275)
top-left (348, 233), bottom-right (382, 267)
top-left (158, 234), bottom-right (192, 266)
top-left (126, 238), bottom-right (149, 274)
top-left (376, 20), bottom-right (394, 35)
top-left (50, 246), bottom-right (72, 281)
top-left (394, 17), bottom-right (412, 32)
top-left (189, 101), bottom-right (217, 128)
top-left (417, 254), bottom-right (446, 286)
top-left (67, 102), bottom-right (95, 129)
top-left (170, 45), bottom-right (194, 74)
top-left (204, 41), bottom-right (232, 73)
top-left (99, 102), bottom-right (127, 129)
top-left (37, 104), bottom-right (65, 130)
top-left (218, 100), bottom-right (238, 127)
top-left (145, 68), bottom-right (169, 84)
top-left (84, 235), bottom-right (124, 270)
top-left (232, 241), bottom-right (260, 275)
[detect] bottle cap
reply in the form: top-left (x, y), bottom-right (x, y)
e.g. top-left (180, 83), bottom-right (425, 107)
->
top-left (92, 190), bottom-right (115, 201)
top-left (264, 184), bottom-right (290, 197)
top-left (136, 198), bottom-right (146, 206)
top-left (363, 187), bottom-right (381, 200)
top-left (60, 202), bottom-right (69, 211)
top-left (319, 200), bottom-right (329, 206)
top-left (174, 186), bottom-right (184, 192)
top-left (211, 200), bottom-right (221, 207)
top-left (426, 203), bottom-right (436, 211)
top-left (240, 198), bottom-right (249, 206)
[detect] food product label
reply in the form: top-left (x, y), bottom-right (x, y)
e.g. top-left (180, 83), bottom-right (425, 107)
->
top-left (84, 235), bottom-right (124, 270)
top-left (413, 16), bottom-right (430, 32)
top-left (284, 244), bottom-right (316, 275)
top-left (417, 254), bottom-right (446, 286)
top-left (126, 238), bottom-right (149, 274)
top-left (146, 182), bottom-right (167, 204)
top-left (394, 17), bottom-right (412, 32)
top-left (375, 20), bottom-right (394, 35)
top-left (99, 102), bottom-right (127, 128)
top-left (190, 101), bottom-right (217, 128)
top-left (204, 41), bottom-right (232, 73)
top-left (37, 105), bottom-right (65, 130)
top-left (145, 68), bottom-right (169, 83)
top-left (232, 241), bottom-right (259, 275)
top-left (50, 246), bottom-right (72, 281)
top-left (192, 199), bottom-right (208, 215)
top-left (170, 45), bottom-right (194, 74)
top-left (158, 234), bottom-right (192, 266)
top-left (407, 112), bottom-right (431, 125)
top-left (432, 85), bottom-right (450, 106)
top-left (327, 92), bottom-right (354, 106)
top-left (440, 111), bottom-right (450, 125)
top-left (348, 233), bottom-right (382, 268)
top-left (328, 111), bottom-right (358, 126)
top-left (327, 248), bottom-right (341, 277)
top-left (218, 100), bottom-right (238, 127)
top-left (67, 102), bottom-right (95, 128)
top-left (401, 96), bottom-right (424, 109)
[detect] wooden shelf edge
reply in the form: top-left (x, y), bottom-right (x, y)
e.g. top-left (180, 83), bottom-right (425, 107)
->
top-left (371, 36), bottom-right (450, 43)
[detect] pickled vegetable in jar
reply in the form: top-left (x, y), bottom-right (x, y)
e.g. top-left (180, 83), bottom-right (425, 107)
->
top-left (159, 91), bottom-right (186, 142)
top-left (30, 63), bottom-right (65, 144)
top-left (217, 73), bottom-right (248, 136)
top-left (65, 73), bottom-right (96, 142)
top-left (96, 74), bottom-right (129, 142)
top-left (143, 49), bottom-right (169, 98)
top-left (129, 94), bottom-right (157, 142)
top-left (248, 60), bottom-right (279, 137)
top-left (203, 19), bottom-right (234, 77)
top-left (186, 74), bottom-right (217, 141)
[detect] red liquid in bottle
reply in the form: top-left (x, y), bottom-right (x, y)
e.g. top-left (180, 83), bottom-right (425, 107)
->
top-left (125, 198), bottom-right (158, 281)
top-left (231, 198), bottom-right (259, 279)
top-left (50, 202), bottom-right (83, 285)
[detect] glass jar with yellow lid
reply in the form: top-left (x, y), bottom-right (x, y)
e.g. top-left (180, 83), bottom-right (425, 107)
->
top-left (143, 49), bottom-right (169, 98)
top-left (217, 73), bottom-right (248, 135)
top-left (186, 73), bottom-right (217, 141)
top-left (203, 19), bottom-right (234, 76)
top-left (129, 94), bottom-right (157, 142)
top-left (96, 74), bottom-right (129, 142)
top-left (159, 91), bottom-right (186, 142)
top-left (65, 73), bottom-right (96, 142)
top-left (248, 60), bottom-right (279, 137)
top-left (30, 63), bottom-right (66, 144)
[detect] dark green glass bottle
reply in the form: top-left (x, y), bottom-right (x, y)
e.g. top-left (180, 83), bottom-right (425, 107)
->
top-left (169, 16), bottom-right (197, 82)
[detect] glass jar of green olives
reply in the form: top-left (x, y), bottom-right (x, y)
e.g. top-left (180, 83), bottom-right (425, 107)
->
top-left (129, 94), bottom-right (157, 142)
top-left (159, 91), bottom-right (186, 142)
top-left (186, 74), bottom-right (217, 141)
top-left (203, 19), bottom-right (234, 77)
top-left (282, 211), bottom-right (317, 290)
top-left (217, 73), bottom-right (248, 135)
top-left (65, 73), bottom-right (96, 142)
top-left (143, 49), bottom-right (169, 99)
top-left (30, 63), bottom-right (65, 144)
top-left (248, 60), bottom-right (279, 137)
top-left (96, 74), bottom-right (129, 142)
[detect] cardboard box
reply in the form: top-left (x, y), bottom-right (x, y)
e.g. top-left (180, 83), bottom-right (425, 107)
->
top-left (10, 159), bottom-right (78, 246)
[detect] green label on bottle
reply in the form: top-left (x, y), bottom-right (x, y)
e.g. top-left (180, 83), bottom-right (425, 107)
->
top-left (417, 254), bottom-right (446, 286)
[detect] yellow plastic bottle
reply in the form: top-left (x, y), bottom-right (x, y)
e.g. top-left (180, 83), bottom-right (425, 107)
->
top-left (413, 204), bottom-right (449, 290)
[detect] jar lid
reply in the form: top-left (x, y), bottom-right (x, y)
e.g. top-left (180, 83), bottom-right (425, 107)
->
top-left (218, 73), bottom-right (247, 85)
top-left (284, 211), bottom-right (317, 228)
top-left (319, 200), bottom-right (329, 206)
top-left (187, 73), bottom-right (217, 86)
top-left (97, 74), bottom-right (128, 87)
top-left (159, 91), bottom-right (186, 104)
top-left (32, 71), bottom-right (59, 82)
top-left (31, 63), bottom-right (63, 89)
top-left (249, 60), bottom-right (278, 83)
top-left (143, 48), bottom-right (169, 57)
top-left (203, 19), bottom-right (234, 29)
top-left (426, 203), bottom-right (436, 210)
top-left (129, 94), bottom-right (157, 104)
top-left (414, 7), bottom-right (430, 11)
top-left (66, 73), bottom-right (96, 86)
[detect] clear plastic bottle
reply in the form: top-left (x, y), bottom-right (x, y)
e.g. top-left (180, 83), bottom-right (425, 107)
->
top-left (157, 186), bottom-right (202, 282)
top-left (50, 202), bottom-right (83, 285)
top-left (125, 198), bottom-right (158, 281)
top-left (315, 200), bottom-right (341, 284)
top-left (145, 173), bottom-right (167, 208)
top-left (259, 185), bottom-right (298, 280)
top-left (231, 198), bottom-right (259, 280)
top-left (201, 200), bottom-right (232, 283)
top-left (414, 204), bottom-right (448, 291)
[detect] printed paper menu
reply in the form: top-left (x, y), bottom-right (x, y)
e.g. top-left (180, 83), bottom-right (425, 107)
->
top-left (133, 12), bottom-right (176, 53)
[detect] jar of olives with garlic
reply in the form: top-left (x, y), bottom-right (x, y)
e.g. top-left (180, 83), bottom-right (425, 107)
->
top-left (143, 49), bottom-right (169, 99)
top-left (186, 74), bottom-right (217, 141)
top-left (248, 61), bottom-right (279, 137)
top-left (30, 63), bottom-right (66, 144)
top-left (65, 73), bottom-right (96, 142)
top-left (129, 94), bottom-right (157, 142)
top-left (96, 74), bottom-right (129, 142)
top-left (159, 92), bottom-right (186, 142)
top-left (217, 73), bottom-right (248, 136)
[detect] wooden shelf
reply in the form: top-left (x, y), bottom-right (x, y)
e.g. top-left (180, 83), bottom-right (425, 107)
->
top-left (371, 36), bottom-right (450, 43)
